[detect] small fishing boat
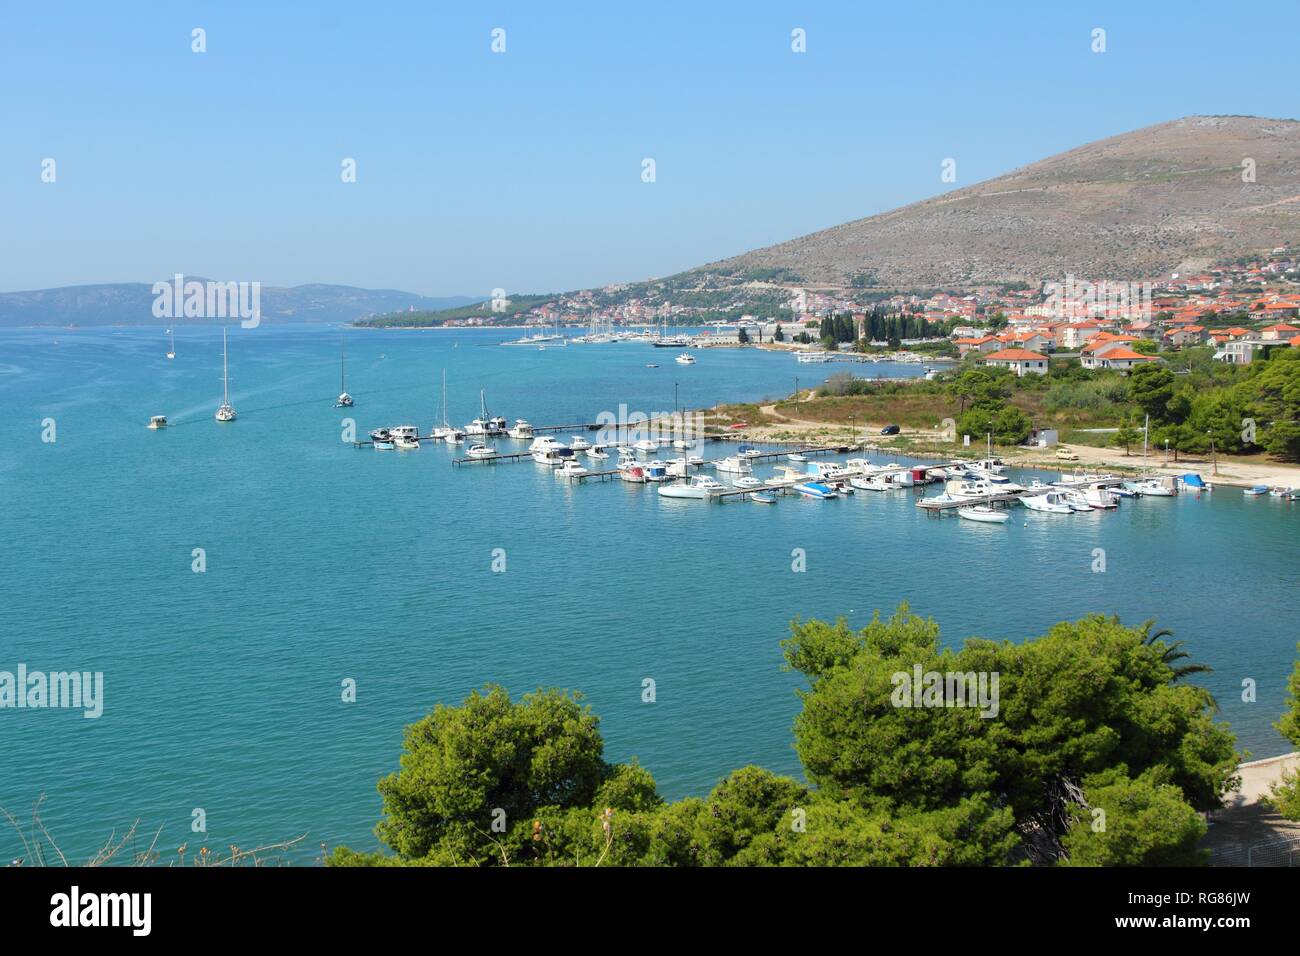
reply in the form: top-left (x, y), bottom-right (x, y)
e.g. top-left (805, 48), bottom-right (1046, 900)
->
top-left (370, 428), bottom-right (395, 450)
top-left (732, 476), bottom-right (763, 489)
top-left (633, 439), bottom-right (660, 453)
top-left (675, 353), bottom-right (696, 365)
top-left (1022, 491), bottom-right (1073, 514)
top-left (642, 461), bottom-right (670, 482)
top-left (147, 415), bottom-right (168, 429)
top-left (1244, 485), bottom-right (1269, 496)
top-left (794, 481), bottom-right (837, 499)
top-left (750, 491), bottom-right (777, 504)
top-left (618, 454), bottom-right (647, 483)
top-left (787, 453), bottom-right (807, 462)
top-left (555, 459), bottom-right (589, 478)
top-left (587, 445), bottom-right (610, 460)
top-left (958, 505), bottom-right (1008, 524)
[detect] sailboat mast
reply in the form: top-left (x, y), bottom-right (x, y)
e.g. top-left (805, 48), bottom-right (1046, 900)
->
top-left (222, 328), bottom-right (230, 404)
top-left (340, 343), bottom-right (346, 391)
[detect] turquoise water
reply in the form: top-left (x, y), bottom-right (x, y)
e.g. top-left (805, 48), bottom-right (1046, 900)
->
top-left (1, 324), bottom-right (1296, 862)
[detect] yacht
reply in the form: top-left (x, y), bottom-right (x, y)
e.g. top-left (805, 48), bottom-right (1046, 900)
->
top-left (394, 434), bottom-right (420, 450)
top-left (675, 353), bottom-right (696, 365)
top-left (1083, 483), bottom-right (1119, 509)
top-left (507, 419), bottom-right (534, 440)
top-left (568, 436), bottom-right (592, 451)
top-left (335, 345), bottom-right (354, 407)
top-left (958, 505), bottom-right (1008, 524)
top-left (587, 445), bottom-right (610, 460)
top-left (850, 474), bottom-right (893, 492)
top-left (658, 475), bottom-right (725, 499)
top-left (442, 427), bottom-right (465, 445)
top-left (466, 442), bottom-right (497, 459)
top-left (732, 476), bottom-right (763, 489)
top-left (1133, 477), bottom-right (1177, 497)
top-left (632, 439), bottom-right (660, 453)
top-left (530, 436), bottom-right (572, 465)
top-left (147, 415), bottom-right (168, 429)
top-left (215, 327), bottom-right (236, 422)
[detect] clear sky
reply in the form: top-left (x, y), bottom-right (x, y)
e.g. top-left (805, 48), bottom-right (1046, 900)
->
top-left (2, 0), bottom-right (1297, 297)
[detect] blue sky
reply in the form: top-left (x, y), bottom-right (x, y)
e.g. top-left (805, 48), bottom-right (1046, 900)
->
top-left (2, 1), bottom-right (1297, 296)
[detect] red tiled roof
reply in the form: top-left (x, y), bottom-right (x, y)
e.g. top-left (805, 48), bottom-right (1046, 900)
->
top-left (982, 349), bottom-right (1047, 361)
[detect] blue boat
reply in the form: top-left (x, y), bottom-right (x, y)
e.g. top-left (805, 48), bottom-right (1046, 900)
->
top-left (1244, 484), bottom-right (1269, 496)
top-left (794, 481), bottom-right (837, 499)
top-left (1181, 473), bottom-right (1207, 489)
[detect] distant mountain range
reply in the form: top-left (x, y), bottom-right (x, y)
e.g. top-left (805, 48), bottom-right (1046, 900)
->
top-left (700, 115), bottom-right (1300, 288)
top-left (0, 282), bottom-right (475, 326)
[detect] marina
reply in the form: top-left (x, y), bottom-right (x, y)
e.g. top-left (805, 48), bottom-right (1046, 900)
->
top-left (5, 323), bottom-right (1298, 866)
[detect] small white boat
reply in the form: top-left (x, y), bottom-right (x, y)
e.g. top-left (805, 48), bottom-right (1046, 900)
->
top-left (147, 415), bottom-right (168, 429)
top-left (958, 505), bottom-right (1008, 524)
top-left (642, 461), bottom-right (670, 482)
top-left (732, 476), bottom-right (763, 489)
top-left (555, 459), bottom-right (589, 478)
top-left (657, 475), bottom-right (725, 499)
top-left (633, 439), bottom-right (660, 453)
top-left (568, 436), bottom-right (592, 451)
top-left (371, 428), bottom-right (395, 451)
top-left (675, 353), bottom-right (696, 365)
top-left (466, 442), bottom-right (497, 459)
top-left (1270, 487), bottom-right (1293, 498)
top-left (335, 345), bottom-right (354, 407)
top-left (1022, 491), bottom-right (1073, 514)
top-left (737, 445), bottom-right (763, 458)
top-left (587, 445), bottom-right (610, 460)
top-left (1083, 483), bottom-right (1118, 509)
top-left (1134, 477), bottom-right (1177, 497)
top-left (507, 420), bottom-right (534, 440)
top-left (787, 453), bottom-right (807, 462)
top-left (1245, 485), bottom-right (1269, 496)
top-left (166, 328), bottom-right (176, 360)
top-left (715, 455), bottom-right (754, 475)
top-left (389, 425), bottom-right (420, 450)
top-left (750, 491), bottom-right (777, 504)
top-left (530, 437), bottom-right (571, 465)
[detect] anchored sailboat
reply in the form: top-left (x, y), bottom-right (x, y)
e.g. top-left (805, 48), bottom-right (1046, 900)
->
top-left (335, 342), bottom-right (354, 407)
top-left (166, 328), bottom-right (175, 360)
top-left (215, 327), bottom-right (236, 422)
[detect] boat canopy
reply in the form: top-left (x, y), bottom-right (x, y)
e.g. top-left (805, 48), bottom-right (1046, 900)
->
top-left (1180, 473), bottom-right (1206, 488)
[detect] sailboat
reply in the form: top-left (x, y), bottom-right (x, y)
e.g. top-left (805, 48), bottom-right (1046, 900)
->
top-left (465, 390), bottom-right (498, 458)
top-left (431, 370), bottom-right (460, 442)
top-left (166, 328), bottom-right (175, 360)
top-left (335, 342), bottom-right (354, 407)
top-left (215, 328), bottom-right (236, 422)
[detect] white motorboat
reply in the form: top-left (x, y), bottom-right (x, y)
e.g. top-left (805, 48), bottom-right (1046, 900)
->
top-left (657, 475), bottom-right (725, 499)
top-left (1059, 490), bottom-right (1094, 512)
top-left (1244, 484), bottom-right (1269, 496)
top-left (1133, 477), bottom-right (1177, 497)
top-left (850, 475), bottom-right (893, 492)
top-left (507, 419), bottom-right (534, 440)
top-left (1022, 491), bottom-right (1073, 514)
top-left (732, 476), bottom-right (763, 489)
top-left (1084, 483), bottom-right (1119, 509)
top-left (555, 459), bottom-right (589, 478)
top-left (633, 439), bottom-right (660, 453)
top-left (370, 428), bottom-right (395, 450)
top-left (568, 436), bottom-right (592, 451)
top-left (787, 453), bottom-right (807, 462)
top-left (587, 445), bottom-right (610, 460)
top-left (147, 415), bottom-right (168, 429)
top-left (672, 439), bottom-right (693, 450)
top-left (675, 353), bottom-right (696, 365)
top-left (958, 505), bottom-right (1008, 524)
top-left (737, 445), bottom-right (763, 458)
top-left (530, 437), bottom-right (572, 465)
top-left (715, 455), bottom-right (754, 476)
top-left (642, 461), bottom-right (670, 482)
top-left (465, 418), bottom-right (490, 436)
top-left (394, 434), bottom-right (420, 450)
top-left (466, 442), bottom-right (497, 459)
top-left (215, 327), bottom-right (236, 422)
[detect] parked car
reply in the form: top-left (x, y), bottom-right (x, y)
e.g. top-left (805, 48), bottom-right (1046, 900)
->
top-left (1056, 448), bottom-right (1080, 461)
top-left (880, 424), bottom-right (901, 435)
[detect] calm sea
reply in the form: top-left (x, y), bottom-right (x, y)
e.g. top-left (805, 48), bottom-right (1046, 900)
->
top-left (1, 324), bottom-right (1295, 862)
